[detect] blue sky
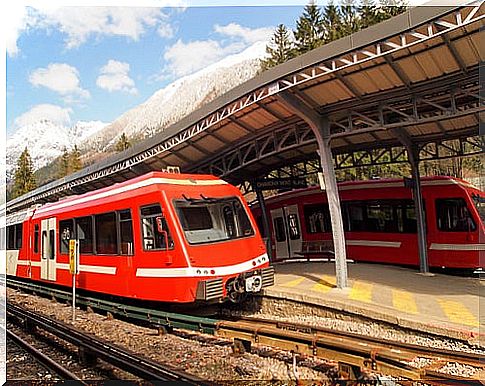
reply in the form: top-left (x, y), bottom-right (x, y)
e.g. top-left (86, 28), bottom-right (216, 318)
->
top-left (6, 3), bottom-right (308, 136)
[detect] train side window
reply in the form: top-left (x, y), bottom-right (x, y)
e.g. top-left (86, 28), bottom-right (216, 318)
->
top-left (42, 231), bottom-right (47, 259)
top-left (304, 204), bottom-right (331, 233)
top-left (436, 198), bottom-right (476, 232)
top-left (273, 217), bottom-right (286, 242)
top-left (140, 204), bottom-right (173, 251)
top-left (366, 202), bottom-right (395, 232)
top-left (95, 212), bottom-right (118, 255)
top-left (59, 220), bottom-right (74, 254)
top-left (348, 203), bottom-right (365, 232)
top-left (76, 216), bottom-right (94, 254)
top-left (287, 214), bottom-right (300, 240)
top-left (118, 209), bottom-right (134, 255)
top-left (34, 224), bottom-right (39, 253)
top-left (6, 224), bottom-right (22, 250)
top-left (49, 230), bottom-right (55, 260)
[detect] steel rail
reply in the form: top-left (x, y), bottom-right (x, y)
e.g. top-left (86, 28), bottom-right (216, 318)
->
top-left (7, 277), bottom-right (217, 334)
top-left (7, 303), bottom-right (212, 385)
top-left (8, 277), bottom-right (484, 383)
top-left (5, 327), bottom-right (86, 383)
top-left (215, 318), bottom-right (484, 383)
top-left (238, 316), bottom-right (483, 365)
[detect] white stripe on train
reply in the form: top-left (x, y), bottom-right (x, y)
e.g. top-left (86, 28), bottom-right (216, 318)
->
top-left (15, 253), bottom-right (269, 277)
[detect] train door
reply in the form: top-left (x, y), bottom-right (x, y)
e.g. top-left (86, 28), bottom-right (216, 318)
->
top-left (270, 205), bottom-right (302, 259)
top-left (41, 218), bottom-right (57, 281)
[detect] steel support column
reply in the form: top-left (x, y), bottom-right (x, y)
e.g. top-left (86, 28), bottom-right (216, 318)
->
top-left (254, 186), bottom-right (274, 262)
top-left (393, 129), bottom-right (429, 274)
top-left (278, 92), bottom-right (348, 289)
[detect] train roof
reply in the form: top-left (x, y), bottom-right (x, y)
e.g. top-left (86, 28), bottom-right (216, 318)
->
top-left (252, 176), bottom-right (481, 208)
top-left (26, 172), bottom-right (229, 217)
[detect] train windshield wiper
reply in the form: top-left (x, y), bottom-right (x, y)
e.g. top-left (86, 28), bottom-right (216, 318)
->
top-left (181, 194), bottom-right (225, 204)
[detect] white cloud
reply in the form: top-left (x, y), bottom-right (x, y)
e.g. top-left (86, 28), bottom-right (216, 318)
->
top-left (29, 63), bottom-right (90, 101)
top-left (6, 5), bottom-right (181, 56)
top-left (96, 59), bottom-right (137, 94)
top-left (163, 39), bottom-right (243, 78)
top-left (214, 23), bottom-right (273, 44)
top-left (14, 104), bottom-right (72, 128)
top-left (161, 23), bottom-right (272, 78)
top-left (158, 22), bottom-right (174, 38)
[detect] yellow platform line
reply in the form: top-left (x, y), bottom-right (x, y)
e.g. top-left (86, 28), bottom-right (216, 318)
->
top-left (437, 299), bottom-right (479, 327)
top-left (312, 275), bottom-right (336, 293)
top-left (282, 277), bottom-right (306, 287)
top-left (349, 281), bottom-right (373, 303)
top-left (392, 289), bottom-right (418, 314)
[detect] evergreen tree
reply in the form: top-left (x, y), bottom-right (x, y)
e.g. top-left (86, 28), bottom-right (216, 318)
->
top-left (294, 1), bottom-right (325, 55)
top-left (339, 1), bottom-right (359, 37)
top-left (321, 2), bottom-right (342, 43)
top-left (70, 145), bottom-right (82, 173)
top-left (13, 147), bottom-right (37, 198)
top-left (261, 24), bottom-right (295, 71)
top-left (59, 147), bottom-right (70, 178)
top-left (115, 133), bottom-right (131, 152)
top-left (358, 0), bottom-right (381, 29)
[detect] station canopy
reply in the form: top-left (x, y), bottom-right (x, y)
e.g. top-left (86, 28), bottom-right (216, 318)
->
top-left (6, 4), bottom-right (483, 214)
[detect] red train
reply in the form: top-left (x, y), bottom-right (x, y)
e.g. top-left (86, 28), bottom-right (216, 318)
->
top-left (252, 176), bottom-right (484, 269)
top-left (5, 172), bottom-right (274, 304)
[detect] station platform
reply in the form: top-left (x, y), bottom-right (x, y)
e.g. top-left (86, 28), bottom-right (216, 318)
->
top-left (264, 261), bottom-right (483, 342)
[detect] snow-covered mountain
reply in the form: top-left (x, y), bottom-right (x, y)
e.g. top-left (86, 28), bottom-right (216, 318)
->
top-left (82, 41), bottom-right (267, 152)
top-left (6, 120), bottom-right (107, 178)
top-left (7, 40), bottom-right (267, 179)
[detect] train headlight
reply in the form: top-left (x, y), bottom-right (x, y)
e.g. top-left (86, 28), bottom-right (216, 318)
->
top-left (245, 275), bottom-right (262, 292)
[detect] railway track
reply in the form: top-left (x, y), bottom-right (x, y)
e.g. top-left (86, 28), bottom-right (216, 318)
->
top-left (216, 316), bottom-right (485, 384)
top-left (8, 277), bottom-right (484, 383)
top-left (7, 303), bottom-right (211, 384)
top-left (6, 327), bottom-right (85, 383)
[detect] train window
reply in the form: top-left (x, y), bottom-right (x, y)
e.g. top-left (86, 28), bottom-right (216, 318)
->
top-left (304, 204), bottom-right (331, 233)
top-left (366, 202), bottom-right (394, 232)
top-left (471, 194), bottom-right (485, 223)
top-left (235, 201), bottom-right (253, 237)
top-left (140, 204), bottom-right (173, 250)
top-left (436, 198), bottom-right (476, 232)
top-left (178, 207), bottom-right (213, 230)
top-left (118, 209), bottom-right (134, 255)
top-left (287, 214), bottom-right (300, 240)
top-left (76, 216), bottom-right (93, 254)
top-left (174, 197), bottom-right (254, 244)
top-left (6, 223), bottom-right (23, 250)
top-left (34, 224), bottom-right (39, 253)
top-left (59, 220), bottom-right (74, 254)
top-left (223, 205), bottom-right (236, 237)
top-left (95, 212), bottom-right (118, 255)
top-left (273, 217), bottom-right (286, 242)
top-left (49, 230), bottom-right (55, 260)
top-left (7, 225), bottom-right (14, 250)
top-left (347, 203), bottom-right (365, 232)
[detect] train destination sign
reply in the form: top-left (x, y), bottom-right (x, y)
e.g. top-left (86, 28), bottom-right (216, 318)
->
top-left (254, 177), bottom-right (307, 191)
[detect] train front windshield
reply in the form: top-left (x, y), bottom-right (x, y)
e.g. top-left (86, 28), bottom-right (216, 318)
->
top-left (174, 196), bottom-right (255, 245)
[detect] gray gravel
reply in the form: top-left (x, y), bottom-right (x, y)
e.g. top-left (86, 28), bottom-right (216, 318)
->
top-left (7, 288), bottom-right (330, 382)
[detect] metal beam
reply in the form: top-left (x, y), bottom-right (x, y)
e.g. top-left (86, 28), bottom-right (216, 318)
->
top-left (277, 90), bottom-right (348, 289)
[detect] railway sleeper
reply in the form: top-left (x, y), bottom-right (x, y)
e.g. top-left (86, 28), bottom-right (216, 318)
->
top-left (78, 346), bottom-right (98, 367)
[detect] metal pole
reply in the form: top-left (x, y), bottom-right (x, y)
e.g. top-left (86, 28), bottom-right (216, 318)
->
top-left (72, 272), bottom-right (76, 322)
top-left (277, 91), bottom-right (348, 288)
top-left (315, 118), bottom-right (348, 289)
top-left (409, 149), bottom-right (429, 274)
top-left (255, 186), bottom-right (274, 262)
